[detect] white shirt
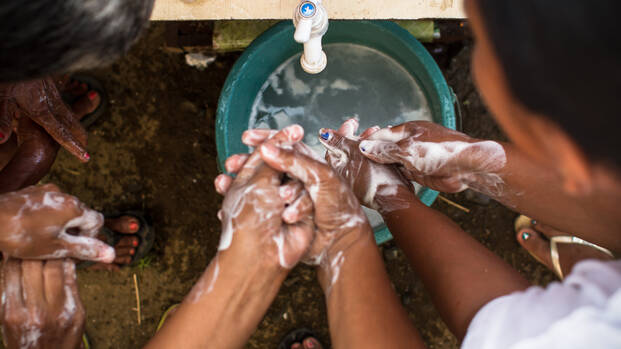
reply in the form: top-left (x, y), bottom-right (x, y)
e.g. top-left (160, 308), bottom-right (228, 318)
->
top-left (463, 259), bottom-right (621, 349)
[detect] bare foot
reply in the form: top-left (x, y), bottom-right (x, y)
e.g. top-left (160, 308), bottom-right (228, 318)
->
top-left (60, 78), bottom-right (101, 118)
top-left (87, 216), bottom-right (140, 271)
top-left (516, 218), bottom-right (614, 278)
top-left (291, 337), bottom-right (322, 349)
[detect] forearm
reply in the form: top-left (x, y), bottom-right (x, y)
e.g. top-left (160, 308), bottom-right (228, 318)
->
top-left (146, 251), bottom-right (287, 349)
top-left (383, 190), bottom-right (529, 340)
top-left (491, 142), bottom-right (620, 250)
top-left (319, 229), bottom-right (425, 349)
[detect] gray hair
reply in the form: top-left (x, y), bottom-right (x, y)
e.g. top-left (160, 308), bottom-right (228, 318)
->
top-left (0, 0), bottom-right (155, 82)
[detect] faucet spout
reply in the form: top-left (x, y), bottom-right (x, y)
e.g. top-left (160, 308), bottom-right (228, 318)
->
top-left (293, 1), bottom-right (328, 74)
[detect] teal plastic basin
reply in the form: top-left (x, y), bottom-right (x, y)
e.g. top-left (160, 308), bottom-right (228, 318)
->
top-left (216, 20), bottom-right (456, 244)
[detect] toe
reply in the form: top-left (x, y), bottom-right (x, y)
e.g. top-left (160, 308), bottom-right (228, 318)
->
top-left (105, 216), bottom-right (140, 234)
top-left (72, 91), bottom-right (100, 119)
top-left (303, 337), bottom-right (321, 349)
top-left (530, 221), bottom-right (567, 238)
top-left (517, 228), bottom-right (553, 269)
top-left (116, 236), bottom-right (139, 248)
top-left (114, 255), bottom-right (133, 265)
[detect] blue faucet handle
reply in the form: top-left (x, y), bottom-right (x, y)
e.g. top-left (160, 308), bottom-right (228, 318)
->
top-left (300, 2), bottom-right (316, 18)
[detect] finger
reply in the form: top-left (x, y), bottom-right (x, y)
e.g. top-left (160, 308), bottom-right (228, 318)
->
top-left (21, 260), bottom-right (45, 311)
top-left (359, 125), bottom-right (380, 140)
top-left (60, 234), bottom-right (116, 263)
top-left (275, 223), bottom-right (314, 269)
top-left (279, 181), bottom-right (304, 204)
top-left (337, 118), bottom-right (359, 137)
top-left (241, 129), bottom-right (277, 147)
top-left (365, 124), bottom-right (411, 142)
top-left (39, 77), bottom-right (90, 162)
top-left (65, 208), bottom-right (104, 238)
top-left (358, 139), bottom-right (411, 165)
top-left (214, 174), bottom-right (233, 195)
top-left (259, 142), bottom-right (333, 200)
top-left (237, 125), bottom-right (305, 181)
top-left (282, 192), bottom-right (313, 224)
top-left (62, 259), bottom-right (85, 337)
top-left (3, 258), bottom-right (24, 309)
top-left (225, 154), bottom-right (250, 174)
top-left (43, 260), bottom-right (64, 310)
top-left (318, 128), bottom-right (345, 152)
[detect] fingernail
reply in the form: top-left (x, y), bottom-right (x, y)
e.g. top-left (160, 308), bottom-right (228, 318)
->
top-left (521, 231), bottom-right (531, 240)
top-left (129, 222), bottom-right (139, 232)
top-left (88, 91), bottom-right (98, 100)
top-left (531, 219), bottom-right (537, 226)
top-left (359, 141), bottom-right (369, 152)
top-left (132, 240), bottom-right (138, 247)
top-left (84, 152), bottom-right (91, 160)
top-left (260, 143), bottom-right (280, 158)
top-left (320, 130), bottom-right (331, 140)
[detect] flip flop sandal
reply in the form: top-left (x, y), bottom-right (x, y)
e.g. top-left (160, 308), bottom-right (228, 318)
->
top-left (78, 211), bottom-right (154, 269)
top-left (61, 74), bottom-right (109, 129)
top-left (155, 304), bottom-right (180, 332)
top-left (278, 328), bottom-right (323, 349)
top-left (514, 214), bottom-right (615, 279)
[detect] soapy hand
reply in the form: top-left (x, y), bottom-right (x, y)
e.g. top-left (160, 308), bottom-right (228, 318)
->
top-left (257, 127), bottom-right (372, 272)
top-left (318, 118), bottom-right (415, 213)
top-left (214, 126), bottom-right (315, 269)
top-left (0, 258), bottom-right (85, 349)
top-left (359, 121), bottom-right (507, 197)
top-left (216, 125), bottom-right (372, 291)
top-left (0, 184), bottom-right (115, 262)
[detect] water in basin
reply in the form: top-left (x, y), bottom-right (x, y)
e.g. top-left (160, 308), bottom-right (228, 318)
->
top-left (249, 43), bottom-right (433, 228)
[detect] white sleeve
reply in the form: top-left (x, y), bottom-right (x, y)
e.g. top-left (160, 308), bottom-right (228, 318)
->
top-left (462, 259), bottom-right (621, 349)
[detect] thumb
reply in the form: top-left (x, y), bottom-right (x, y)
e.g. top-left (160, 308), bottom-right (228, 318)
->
top-left (282, 222), bottom-right (314, 268)
top-left (359, 139), bottom-right (409, 165)
top-left (60, 234), bottom-right (116, 263)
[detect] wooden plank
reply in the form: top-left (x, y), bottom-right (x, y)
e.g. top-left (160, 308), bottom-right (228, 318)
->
top-left (151, 0), bottom-right (465, 21)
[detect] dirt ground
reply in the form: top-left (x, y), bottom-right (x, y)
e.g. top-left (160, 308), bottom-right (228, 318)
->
top-left (38, 23), bottom-right (556, 348)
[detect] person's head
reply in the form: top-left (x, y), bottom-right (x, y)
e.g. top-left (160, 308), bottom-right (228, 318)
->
top-left (0, 0), bottom-right (154, 83)
top-left (466, 0), bottom-right (621, 195)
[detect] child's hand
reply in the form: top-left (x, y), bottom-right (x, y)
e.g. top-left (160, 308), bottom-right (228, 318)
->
top-left (318, 118), bottom-right (416, 214)
top-left (359, 121), bottom-right (507, 197)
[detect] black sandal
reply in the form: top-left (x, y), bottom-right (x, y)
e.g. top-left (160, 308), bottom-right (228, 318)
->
top-left (78, 211), bottom-right (154, 269)
top-left (278, 328), bottom-right (323, 349)
top-left (61, 74), bottom-right (109, 128)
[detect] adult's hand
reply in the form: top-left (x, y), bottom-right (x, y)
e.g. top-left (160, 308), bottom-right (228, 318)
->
top-left (0, 258), bottom-right (85, 349)
top-left (255, 126), bottom-right (373, 290)
top-left (0, 184), bottom-right (115, 262)
top-left (318, 118), bottom-right (415, 214)
top-left (216, 125), bottom-right (314, 269)
top-left (358, 121), bottom-right (507, 197)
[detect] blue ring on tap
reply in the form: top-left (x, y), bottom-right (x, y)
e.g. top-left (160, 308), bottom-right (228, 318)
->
top-left (300, 2), bottom-right (316, 18)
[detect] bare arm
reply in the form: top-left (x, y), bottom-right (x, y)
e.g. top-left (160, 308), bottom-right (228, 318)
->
top-left (382, 186), bottom-right (529, 340)
top-left (318, 227), bottom-right (425, 349)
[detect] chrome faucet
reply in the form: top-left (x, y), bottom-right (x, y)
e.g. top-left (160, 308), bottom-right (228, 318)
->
top-left (293, 0), bottom-right (328, 74)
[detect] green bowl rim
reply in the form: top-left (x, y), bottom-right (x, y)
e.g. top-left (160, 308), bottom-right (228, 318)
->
top-left (216, 20), bottom-right (455, 244)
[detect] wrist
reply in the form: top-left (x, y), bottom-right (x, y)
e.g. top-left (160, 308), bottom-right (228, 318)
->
top-left (374, 184), bottom-right (419, 215)
top-left (317, 224), bottom-right (374, 293)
